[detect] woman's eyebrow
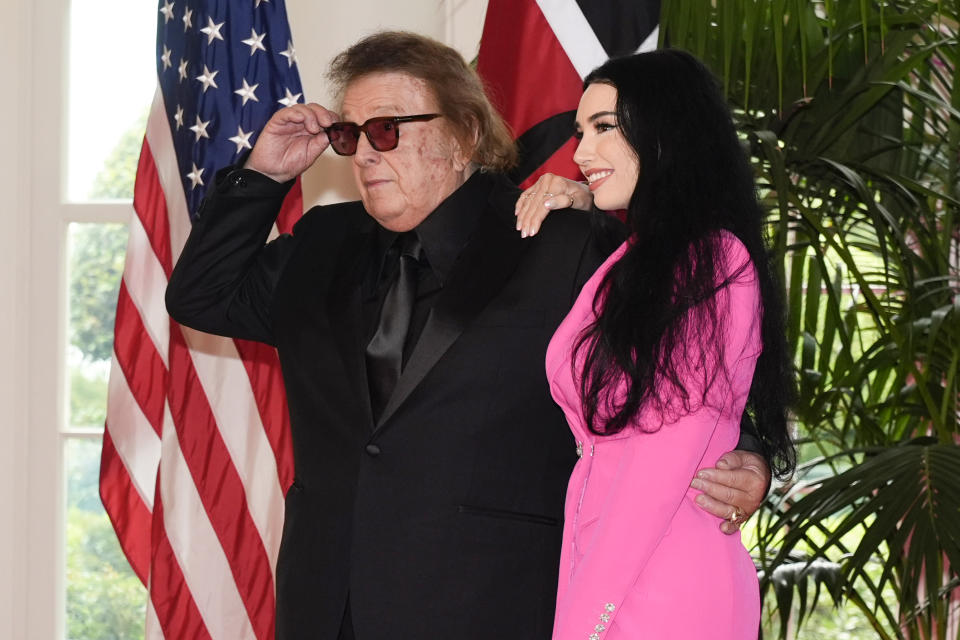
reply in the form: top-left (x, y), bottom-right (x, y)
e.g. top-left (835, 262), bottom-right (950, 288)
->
top-left (588, 111), bottom-right (617, 122)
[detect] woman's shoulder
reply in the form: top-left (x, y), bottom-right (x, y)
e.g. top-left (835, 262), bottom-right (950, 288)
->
top-left (711, 230), bottom-right (756, 285)
top-left (712, 229), bottom-right (748, 257)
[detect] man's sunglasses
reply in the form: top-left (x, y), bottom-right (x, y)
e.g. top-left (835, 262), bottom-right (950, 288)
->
top-left (323, 113), bottom-right (441, 156)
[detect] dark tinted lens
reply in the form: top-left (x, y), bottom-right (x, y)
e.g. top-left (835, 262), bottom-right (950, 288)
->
top-left (366, 119), bottom-right (398, 151)
top-left (328, 123), bottom-right (359, 155)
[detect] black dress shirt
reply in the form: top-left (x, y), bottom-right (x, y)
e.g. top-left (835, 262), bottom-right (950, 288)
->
top-left (362, 170), bottom-right (491, 368)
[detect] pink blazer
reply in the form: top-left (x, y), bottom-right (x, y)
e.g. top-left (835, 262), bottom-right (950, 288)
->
top-left (546, 233), bottom-right (762, 640)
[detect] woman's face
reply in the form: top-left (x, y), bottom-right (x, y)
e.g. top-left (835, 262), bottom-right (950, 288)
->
top-left (573, 83), bottom-right (640, 212)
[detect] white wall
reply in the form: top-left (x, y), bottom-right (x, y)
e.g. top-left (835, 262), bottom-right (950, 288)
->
top-left (0, 0), bottom-right (487, 637)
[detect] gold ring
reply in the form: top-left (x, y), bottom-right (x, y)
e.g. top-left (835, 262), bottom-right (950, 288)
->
top-left (543, 192), bottom-right (554, 197)
top-left (727, 506), bottom-right (744, 524)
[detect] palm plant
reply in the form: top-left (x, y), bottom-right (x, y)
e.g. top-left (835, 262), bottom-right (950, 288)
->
top-left (660, 1), bottom-right (960, 638)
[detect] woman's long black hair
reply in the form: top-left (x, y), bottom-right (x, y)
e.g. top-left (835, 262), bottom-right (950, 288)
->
top-left (575, 49), bottom-right (795, 478)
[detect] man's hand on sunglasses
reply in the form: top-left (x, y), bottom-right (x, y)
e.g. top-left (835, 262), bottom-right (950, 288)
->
top-left (245, 103), bottom-right (340, 183)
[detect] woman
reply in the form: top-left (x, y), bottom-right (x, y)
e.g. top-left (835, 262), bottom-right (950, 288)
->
top-left (517, 50), bottom-right (795, 639)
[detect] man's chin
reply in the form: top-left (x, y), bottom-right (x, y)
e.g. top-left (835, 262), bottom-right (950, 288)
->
top-left (362, 198), bottom-right (430, 231)
top-left (368, 210), bottom-right (420, 233)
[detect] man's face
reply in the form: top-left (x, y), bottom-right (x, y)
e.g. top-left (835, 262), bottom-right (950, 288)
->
top-left (341, 72), bottom-right (471, 232)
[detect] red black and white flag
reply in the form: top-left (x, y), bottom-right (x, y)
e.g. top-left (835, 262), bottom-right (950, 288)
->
top-left (477, 0), bottom-right (661, 188)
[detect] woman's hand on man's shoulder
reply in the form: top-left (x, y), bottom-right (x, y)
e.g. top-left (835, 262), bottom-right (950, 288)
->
top-left (514, 173), bottom-right (592, 238)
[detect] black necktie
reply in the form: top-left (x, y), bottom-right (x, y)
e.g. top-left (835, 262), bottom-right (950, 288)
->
top-left (366, 232), bottom-right (422, 421)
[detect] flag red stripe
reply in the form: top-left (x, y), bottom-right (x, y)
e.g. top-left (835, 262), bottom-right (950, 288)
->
top-left (99, 429), bottom-right (153, 585)
top-left (275, 179), bottom-right (303, 236)
top-left (113, 281), bottom-right (166, 436)
top-left (133, 139), bottom-right (174, 276)
top-left (166, 326), bottom-right (276, 640)
top-left (148, 489), bottom-right (214, 640)
top-left (235, 339), bottom-right (295, 494)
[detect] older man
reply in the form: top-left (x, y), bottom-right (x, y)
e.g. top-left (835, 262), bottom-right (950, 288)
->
top-left (166, 31), bottom-right (769, 640)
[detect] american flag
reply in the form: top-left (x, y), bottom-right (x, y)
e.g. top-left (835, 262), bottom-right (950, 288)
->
top-left (477, 0), bottom-right (661, 188)
top-left (100, 1), bottom-right (302, 637)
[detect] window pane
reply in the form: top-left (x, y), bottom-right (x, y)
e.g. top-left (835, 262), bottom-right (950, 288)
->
top-left (65, 437), bottom-right (146, 640)
top-left (66, 223), bottom-right (128, 432)
top-left (66, 0), bottom-right (155, 202)
top-left (64, 222), bottom-right (142, 638)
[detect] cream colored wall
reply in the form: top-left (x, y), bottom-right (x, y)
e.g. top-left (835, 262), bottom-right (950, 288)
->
top-left (0, 0), bottom-right (31, 637)
top-left (0, 1), bottom-right (488, 637)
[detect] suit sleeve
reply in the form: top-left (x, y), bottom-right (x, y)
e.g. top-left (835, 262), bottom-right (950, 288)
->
top-left (735, 411), bottom-right (765, 455)
top-left (552, 236), bottom-right (761, 640)
top-left (165, 167), bottom-right (299, 345)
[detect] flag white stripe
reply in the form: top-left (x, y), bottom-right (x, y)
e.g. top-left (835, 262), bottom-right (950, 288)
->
top-left (159, 404), bottom-right (256, 640)
top-left (637, 25), bottom-right (659, 53)
top-left (536, 0), bottom-right (609, 79)
top-left (106, 355), bottom-right (162, 510)
top-left (145, 596), bottom-right (163, 640)
top-left (122, 213), bottom-right (171, 368)
top-left (181, 326), bottom-right (286, 576)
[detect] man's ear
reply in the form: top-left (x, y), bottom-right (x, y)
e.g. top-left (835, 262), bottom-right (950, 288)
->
top-left (454, 118), bottom-right (480, 172)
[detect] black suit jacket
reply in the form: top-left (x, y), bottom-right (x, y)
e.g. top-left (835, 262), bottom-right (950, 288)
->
top-left (166, 168), bottom-right (622, 639)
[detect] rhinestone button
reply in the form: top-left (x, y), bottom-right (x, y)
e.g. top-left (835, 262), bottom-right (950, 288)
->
top-left (576, 441), bottom-right (584, 458)
top-left (604, 603), bottom-right (616, 612)
top-left (600, 613), bottom-right (610, 623)
top-left (595, 624), bottom-right (606, 632)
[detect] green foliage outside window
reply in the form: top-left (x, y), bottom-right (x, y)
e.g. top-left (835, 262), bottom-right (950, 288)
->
top-left (68, 224), bottom-right (127, 366)
top-left (66, 441), bottom-right (146, 640)
top-left (89, 112), bottom-right (147, 202)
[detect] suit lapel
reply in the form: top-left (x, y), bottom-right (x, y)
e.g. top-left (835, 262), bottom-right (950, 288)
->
top-left (375, 196), bottom-right (528, 429)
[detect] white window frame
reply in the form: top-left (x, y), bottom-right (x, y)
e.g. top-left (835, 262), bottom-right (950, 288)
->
top-left (1, 0), bottom-right (137, 637)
